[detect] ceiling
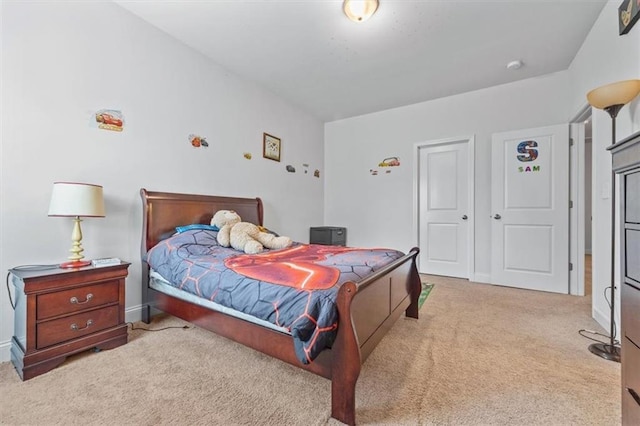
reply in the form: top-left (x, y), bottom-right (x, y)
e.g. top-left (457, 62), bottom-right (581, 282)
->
top-left (114, 0), bottom-right (607, 122)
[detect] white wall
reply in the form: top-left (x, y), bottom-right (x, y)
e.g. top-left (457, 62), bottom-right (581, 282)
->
top-left (568, 0), bottom-right (640, 334)
top-left (325, 71), bottom-right (572, 280)
top-left (0, 1), bottom-right (324, 361)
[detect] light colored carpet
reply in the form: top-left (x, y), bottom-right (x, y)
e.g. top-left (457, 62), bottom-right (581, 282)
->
top-left (0, 275), bottom-right (620, 425)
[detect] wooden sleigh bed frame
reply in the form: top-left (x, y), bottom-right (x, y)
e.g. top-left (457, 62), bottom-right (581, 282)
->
top-left (139, 189), bottom-right (422, 425)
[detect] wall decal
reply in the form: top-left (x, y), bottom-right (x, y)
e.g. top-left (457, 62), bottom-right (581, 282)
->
top-left (515, 139), bottom-right (541, 173)
top-left (94, 109), bottom-right (124, 132)
top-left (370, 156), bottom-right (400, 176)
top-left (516, 140), bottom-right (538, 162)
top-left (243, 152), bottom-right (252, 160)
top-left (378, 157), bottom-right (400, 167)
top-left (518, 166), bottom-right (541, 173)
top-left (189, 134), bottom-right (209, 148)
top-left (286, 165), bottom-right (296, 173)
top-left (619, 0), bottom-right (639, 35)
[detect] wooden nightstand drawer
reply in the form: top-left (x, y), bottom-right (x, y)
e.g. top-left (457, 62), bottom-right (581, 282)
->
top-left (37, 281), bottom-right (119, 320)
top-left (36, 305), bottom-right (120, 349)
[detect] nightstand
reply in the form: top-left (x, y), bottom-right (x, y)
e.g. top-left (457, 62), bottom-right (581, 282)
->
top-left (9, 262), bottom-right (130, 380)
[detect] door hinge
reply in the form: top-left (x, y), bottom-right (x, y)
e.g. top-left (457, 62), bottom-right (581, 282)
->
top-left (569, 138), bottom-right (574, 146)
top-left (569, 200), bottom-right (573, 208)
top-left (569, 262), bottom-right (573, 271)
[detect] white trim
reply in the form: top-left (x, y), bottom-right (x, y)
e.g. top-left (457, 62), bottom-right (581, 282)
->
top-left (592, 305), bottom-right (611, 334)
top-left (468, 136), bottom-right (476, 279)
top-left (569, 105), bottom-right (591, 297)
top-left (471, 273), bottom-right (491, 284)
top-left (0, 339), bottom-right (11, 362)
top-left (125, 304), bottom-right (143, 323)
top-left (569, 122), bottom-right (586, 296)
top-left (413, 135), bottom-right (476, 279)
top-left (570, 104), bottom-right (591, 124)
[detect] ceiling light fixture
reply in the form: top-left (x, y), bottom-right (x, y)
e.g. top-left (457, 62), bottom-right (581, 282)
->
top-left (343, 0), bottom-right (379, 22)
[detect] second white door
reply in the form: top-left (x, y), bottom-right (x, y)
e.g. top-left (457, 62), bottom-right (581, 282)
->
top-left (491, 124), bottom-right (569, 293)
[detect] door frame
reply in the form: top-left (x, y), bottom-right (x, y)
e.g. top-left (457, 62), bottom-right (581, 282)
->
top-left (413, 135), bottom-right (476, 279)
top-left (569, 105), bottom-right (591, 296)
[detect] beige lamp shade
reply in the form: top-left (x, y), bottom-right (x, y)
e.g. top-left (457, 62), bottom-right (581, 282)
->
top-left (48, 182), bottom-right (105, 217)
top-left (343, 0), bottom-right (379, 22)
top-left (586, 79), bottom-right (640, 110)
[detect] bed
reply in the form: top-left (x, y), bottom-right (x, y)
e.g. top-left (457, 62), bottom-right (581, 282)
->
top-left (139, 188), bottom-right (422, 425)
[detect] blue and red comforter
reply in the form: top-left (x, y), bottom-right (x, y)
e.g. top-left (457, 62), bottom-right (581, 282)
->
top-left (146, 229), bottom-right (404, 363)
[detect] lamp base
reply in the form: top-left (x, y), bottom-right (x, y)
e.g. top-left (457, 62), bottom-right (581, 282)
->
top-left (588, 342), bottom-right (620, 362)
top-left (59, 260), bottom-right (91, 269)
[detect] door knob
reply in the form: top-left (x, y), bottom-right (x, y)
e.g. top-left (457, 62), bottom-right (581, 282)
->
top-left (493, 214), bottom-right (501, 220)
top-left (462, 215), bottom-right (468, 220)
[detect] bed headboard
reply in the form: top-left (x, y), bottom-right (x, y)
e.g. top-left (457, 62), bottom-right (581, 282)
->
top-left (140, 188), bottom-right (263, 256)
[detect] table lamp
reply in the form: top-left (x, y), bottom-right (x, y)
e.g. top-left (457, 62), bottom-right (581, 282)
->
top-left (586, 79), bottom-right (640, 362)
top-left (48, 182), bottom-right (105, 268)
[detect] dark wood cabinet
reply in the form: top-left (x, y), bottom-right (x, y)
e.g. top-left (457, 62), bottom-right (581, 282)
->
top-left (10, 262), bottom-right (130, 380)
top-left (609, 130), bottom-right (640, 425)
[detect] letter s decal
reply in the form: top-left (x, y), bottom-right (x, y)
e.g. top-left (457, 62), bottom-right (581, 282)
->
top-left (516, 140), bottom-right (538, 162)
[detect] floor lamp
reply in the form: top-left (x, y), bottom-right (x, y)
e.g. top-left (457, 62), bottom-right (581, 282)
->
top-left (586, 79), bottom-right (640, 362)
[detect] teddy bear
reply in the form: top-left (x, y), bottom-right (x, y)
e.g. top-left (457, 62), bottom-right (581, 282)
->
top-left (210, 209), bottom-right (292, 254)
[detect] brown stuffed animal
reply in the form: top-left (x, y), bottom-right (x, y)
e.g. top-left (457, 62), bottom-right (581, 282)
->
top-left (211, 210), bottom-right (292, 254)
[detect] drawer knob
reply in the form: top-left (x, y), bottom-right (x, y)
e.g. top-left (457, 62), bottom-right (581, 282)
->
top-left (70, 293), bottom-right (93, 305)
top-left (70, 319), bottom-right (94, 331)
top-left (628, 387), bottom-right (640, 406)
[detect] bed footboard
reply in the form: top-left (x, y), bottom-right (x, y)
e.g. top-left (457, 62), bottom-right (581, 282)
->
top-left (330, 247), bottom-right (421, 425)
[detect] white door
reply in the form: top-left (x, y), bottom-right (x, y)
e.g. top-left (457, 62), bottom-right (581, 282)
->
top-left (491, 124), bottom-right (569, 293)
top-left (418, 139), bottom-right (471, 278)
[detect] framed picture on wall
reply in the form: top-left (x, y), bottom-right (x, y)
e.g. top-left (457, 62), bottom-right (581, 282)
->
top-left (619, 0), bottom-right (639, 35)
top-left (263, 133), bottom-right (281, 162)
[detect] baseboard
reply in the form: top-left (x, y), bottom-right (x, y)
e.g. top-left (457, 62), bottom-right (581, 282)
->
top-left (592, 305), bottom-right (611, 334)
top-left (0, 306), bottom-right (145, 364)
top-left (0, 339), bottom-right (11, 363)
top-left (471, 273), bottom-right (491, 283)
top-left (125, 304), bottom-right (143, 324)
